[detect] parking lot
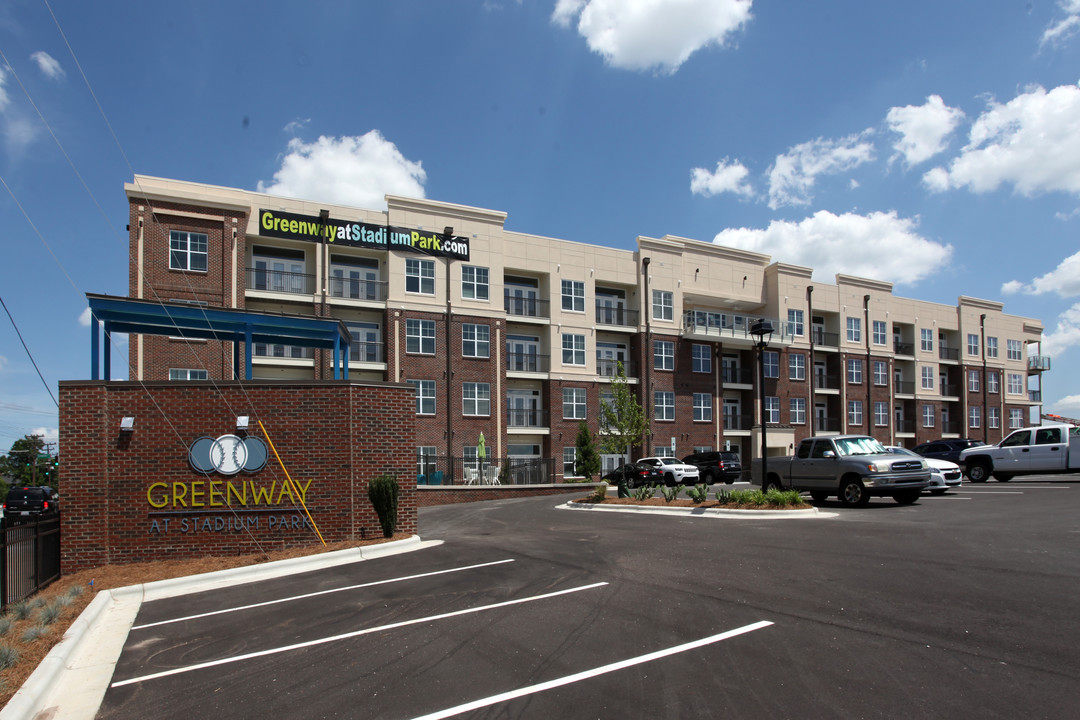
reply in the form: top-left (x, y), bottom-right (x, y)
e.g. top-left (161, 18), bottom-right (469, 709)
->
top-left (98, 478), bottom-right (1080, 719)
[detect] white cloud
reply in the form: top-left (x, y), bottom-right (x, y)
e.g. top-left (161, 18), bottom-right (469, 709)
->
top-left (923, 83), bottom-right (1080, 196)
top-left (0, 67), bottom-right (9, 111)
top-left (1001, 249), bottom-right (1080, 297)
top-left (283, 118), bottom-right (310, 134)
top-left (886, 94), bottom-right (964, 167)
top-left (711, 209), bottom-right (951, 285)
top-left (1055, 207), bottom-right (1080, 221)
top-left (78, 307), bottom-right (92, 326)
top-left (689, 158), bottom-right (753, 198)
top-left (1051, 393), bottom-right (1080, 412)
top-left (766, 132), bottom-right (875, 209)
top-left (31, 426), bottom-right (59, 444)
top-left (256, 132), bottom-right (426, 209)
top-left (1041, 0), bottom-right (1080, 47)
top-left (552, 0), bottom-right (752, 74)
top-left (1041, 302), bottom-right (1080, 357)
top-left (29, 51), bottom-right (64, 80)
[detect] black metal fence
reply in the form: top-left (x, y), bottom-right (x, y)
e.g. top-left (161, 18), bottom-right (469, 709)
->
top-left (416, 456), bottom-right (555, 486)
top-left (1, 514), bottom-right (61, 610)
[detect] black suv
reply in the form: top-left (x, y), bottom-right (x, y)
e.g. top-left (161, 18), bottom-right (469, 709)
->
top-left (3, 486), bottom-right (60, 517)
top-left (682, 451), bottom-right (743, 484)
top-left (912, 439), bottom-right (986, 467)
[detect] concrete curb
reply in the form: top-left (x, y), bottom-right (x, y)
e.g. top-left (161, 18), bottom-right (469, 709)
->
top-left (559, 501), bottom-right (835, 519)
top-left (1, 535), bottom-right (438, 720)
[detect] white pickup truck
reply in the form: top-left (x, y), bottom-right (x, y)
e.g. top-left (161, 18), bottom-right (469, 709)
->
top-left (959, 424), bottom-right (1080, 482)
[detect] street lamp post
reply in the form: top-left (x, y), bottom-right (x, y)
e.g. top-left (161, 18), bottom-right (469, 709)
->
top-left (751, 319), bottom-right (775, 490)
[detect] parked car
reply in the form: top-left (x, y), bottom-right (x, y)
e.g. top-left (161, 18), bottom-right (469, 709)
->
top-left (912, 439), bottom-right (986, 468)
top-left (601, 462), bottom-right (664, 489)
top-left (681, 451), bottom-right (743, 484)
top-left (636, 457), bottom-right (701, 486)
top-left (3, 486), bottom-right (60, 517)
top-left (885, 446), bottom-right (962, 495)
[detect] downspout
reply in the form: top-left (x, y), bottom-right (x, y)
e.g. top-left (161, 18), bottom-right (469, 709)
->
top-left (981, 313), bottom-right (988, 442)
top-left (807, 285), bottom-right (815, 436)
top-left (642, 256), bottom-right (652, 457)
top-left (865, 294), bottom-right (872, 438)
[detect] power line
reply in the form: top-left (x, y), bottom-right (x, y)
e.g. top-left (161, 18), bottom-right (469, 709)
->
top-left (0, 293), bottom-right (58, 408)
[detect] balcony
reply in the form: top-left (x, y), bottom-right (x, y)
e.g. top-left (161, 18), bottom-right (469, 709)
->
top-left (811, 329), bottom-right (840, 348)
top-left (507, 407), bottom-right (548, 428)
top-left (815, 416), bottom-right (842, 432)
top-left (814, 374), bottom-right (841, 390)
top-left (1028, 355), bottom-right (1051, 372)
top-left (940, 383), bottom-right (959, 398)
top-left (329, 276), bottom-right (387, 302)
top-left (1029, 390), bottom-right (1042, 403)
top-left (939, 346), bottom-right (960, 361)
top-left (894, 380), bottom-right (915, 395)
top-left (682, 312), bottom-right (792, 345)
top-left (722, 367), bottom-right (754, 385)
top-left (247, 268), bottom-right (315, 295)
top-left (896, 419), bottom-right (916, 433)
top-left (595, 303), bottom-right (639, 327)
top-left (942, 420), bottom-right (961, 434)
top-left (597, 358), bottom-right (635, 378)
top-left (349, 342), bottom-right (384, 363)
top-left (894, 341), bottom-right (915, 356)
top-left (506, 352), bottom-right (549, 373)
top-left (504, 293), bottom-right (550, 319)
top-left (723, 413), bottom-right (753, 431)
top-left (253, 344), bottom-right (315, 359)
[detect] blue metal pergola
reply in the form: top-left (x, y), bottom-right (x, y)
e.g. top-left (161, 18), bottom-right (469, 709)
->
top-left (86, 293), bottom-right (352, 381)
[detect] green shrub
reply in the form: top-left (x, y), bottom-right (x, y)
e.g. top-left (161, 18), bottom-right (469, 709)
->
top-left (632, 483), bottom-right (656, 501)
top-left (0, 618), bottom-right (11, 637)
top-left (0, 644), bottom-right (17, 670)
top-left (8, 602), bottom-right (31, 621)
top-left (67, 585), bottom-right (83, 599)
top-left (589, 481), bottom-right (609, 502)
top-left (686, 484), bottom-right (709, 504)
top-left (37, 602), bottom-right (62, 626)
top-left (20, 626), bottom-right (46, 643)
top-left (367, 474), bottom-right (400, 538)
top-left (661, 484), bottom-right (683, 502)
top-left (715, 488), bottom-right (731, 504)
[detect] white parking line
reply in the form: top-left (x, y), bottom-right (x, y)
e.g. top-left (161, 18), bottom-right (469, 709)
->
top-left (409, 621), bottom-right (774, 720)
top-left (132, 558), bottom-right (516, 631)
top-left (954, 491), bottom-right (1023, 494)
top-left (111, 581), bottom-right (608, 688)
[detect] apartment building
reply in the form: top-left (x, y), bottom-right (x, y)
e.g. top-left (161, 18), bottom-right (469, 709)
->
top-left (125, 175), bottom-right (1048, 480)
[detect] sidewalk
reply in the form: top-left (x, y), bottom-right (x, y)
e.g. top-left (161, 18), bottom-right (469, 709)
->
top-left (1, 536), bottom-right (440, 720)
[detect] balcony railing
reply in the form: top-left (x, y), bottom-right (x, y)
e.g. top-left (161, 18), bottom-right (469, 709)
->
top-left (894, 341), bottom-right (915, 356)
top-left (247, 268), bottom-right (315, 295)
top-left (722, 367), bottom-right (754, 385)
top-left (1028, 355), bottom-right (1051, 372)
top-left (940, 383), bottom-right (959, 397)
top-left (1029, 390), bottom-right (1042, 402)
top-left (595, 304), bottom-right (639, 327)
top-left (939, 346), bottom-right (960, 361)
top-left (253, 344), bottom-right (315, 359)
top-left (329, 276), bottom-right (387, 301)
top-left (814, 374), bottom-right (841, 390)
top-left (723, 413), bottom-right (753, 431)
top-left (896, 419), bottom-right (916, 433)
top-left (349, 342), bottom-right (384, 363)
top-left (507, 407), bottom-right (548, 428)
top-left (597, 358), bottom-right (634, 377)
top-left (941, 420), bottom-right (961, 434)
top-left (682, 313), bottom-right (793, 343)
top-left (811, 329), bottom-right (840, 348)
top-left (506, 352), bottom-right (549, 373)
top-left (894, 380), bottom-right (915, 395)
top-left (504, 293), bottom-right (550, 318)
top-left (815, 416), bottom-right (841, 432)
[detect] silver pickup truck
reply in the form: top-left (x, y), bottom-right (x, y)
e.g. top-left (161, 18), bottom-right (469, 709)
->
top-left (751, 435), bottom-right (931, 506)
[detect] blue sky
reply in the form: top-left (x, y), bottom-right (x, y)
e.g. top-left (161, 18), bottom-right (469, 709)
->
top-left (2, 0), bottom-right (1080, 451)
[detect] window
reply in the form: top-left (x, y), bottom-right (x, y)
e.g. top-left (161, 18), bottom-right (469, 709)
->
top-left (405, 258), bottom-right (435, 294)
top-left (922, 404), bottom-right (935, 428)
top-left (693, 393), bottom-right (712, 422)
top-left (407, 379), bottom-right (435, 415)
top-left (563, 388), bottom-right (587, 419)
top-left (846, 317), bottom-right (861, 343)
top-left (462, 324), bottom-right (490, 358)
top-left (654, 391), bottom-right (675, 421)
top-left (462, 383), bottom-right (491, 416)
top-left (872, 320), bottom-right (887, 346)
top-left (848, 400), bottom-right (863, 426)
top-left (417, 446), bottom-right (437, 476)
top-left (969, 406), bottom-right (982, 428)
top-left (1007, 339), bottom-right (1022, 361)
top-left (986, 336), bottom-right (998, 358)
top-left (463, 446), bottom-right (480, 472)
top-left (787, 309), bottom-right (804, 337)
top-left (563, 447), bottom-right (578, 477)
top-left (169, 230), bottom-right (208, 271)
top-left (765, 396), bottom-right (779, 424)
top-left (873, 361), bottom-right (887, 386)
top-left (968, 333), bottom-right (979, 356)
top-left (987, 371), bottom-right (1000, 394)
top-left (921, 366), bottom-right (934, 390)
top-left (654, 340), bottom-right (674, 371)
top-left (790, 398), bottom-right (806, 425)
top-left (562, 334), bottom-right (586, 365)
top-left (1009, 408), bottom-right (1023, 428)
top-left (763, 351), bottom-right (779, 379)
top-left (874, 401), bottom-right (888, 427)
top-left (968, 370), bottom-right (980, 393)
top-left (461, 265), bottom-right (489, 300)
top-left (988, 407), bottom-right (1000, 428)
top-left (789, 353), bottom-right (805, 380)
top-left (406, 319), bottom-right (435, 354)
top-left (692, 344), bottom-right (711, 373)
top-left (561, 279), bottom-right (585, 312)
top-left (847, 358), bottom-right (863, 384)
top-left (653, 290), bottom-right (673, 321)
top-left (169, 368), bottom-right (207, 380)
top-left (1007, 373), bottom-right (1023, 395)
top-left (921, 328), bottom-right (934, 352)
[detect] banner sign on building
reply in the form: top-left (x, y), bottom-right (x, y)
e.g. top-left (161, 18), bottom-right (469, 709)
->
top-left (258, 209), bottom-right (470, 261)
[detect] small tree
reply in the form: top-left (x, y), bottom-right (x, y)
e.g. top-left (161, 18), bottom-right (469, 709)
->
top-left (574, 421), bottom-right (601, 480)
top-left (598, 362), bottom-right (649, 459)
top-left (367, 474), bottom-right (399, 538)
top-left (1, 436), bottom-right (54, 487)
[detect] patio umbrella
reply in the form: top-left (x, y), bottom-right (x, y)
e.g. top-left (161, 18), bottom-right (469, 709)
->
top-left (478, 432), bottom-right (486, 461)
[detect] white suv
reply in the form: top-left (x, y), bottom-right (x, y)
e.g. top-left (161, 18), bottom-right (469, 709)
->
top-left (636, 457), bottom-right (700, 486)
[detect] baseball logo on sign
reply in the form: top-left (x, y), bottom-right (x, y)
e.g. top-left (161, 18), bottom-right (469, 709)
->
top-left (189, 434), bottom-right (268, 475)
